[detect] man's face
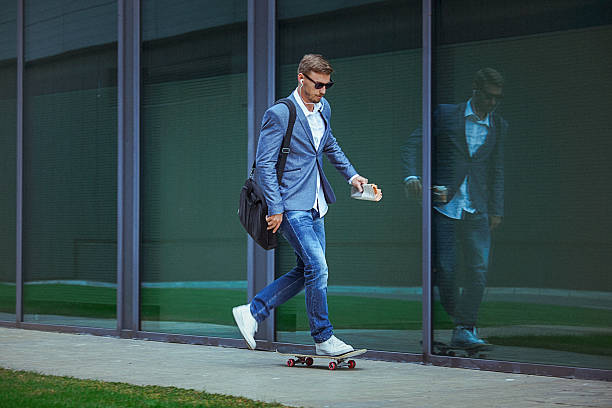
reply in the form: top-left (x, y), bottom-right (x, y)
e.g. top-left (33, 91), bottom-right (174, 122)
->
top-left (299, 71), bottom-right (331, 104)
top-left (473, 83), bottom-right (503, 115)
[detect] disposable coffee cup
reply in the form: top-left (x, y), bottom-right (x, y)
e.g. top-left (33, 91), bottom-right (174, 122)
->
top-left (432, 185), bottom-right (448, 203)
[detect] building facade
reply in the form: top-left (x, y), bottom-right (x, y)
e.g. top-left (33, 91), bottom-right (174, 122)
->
top-left (1, 0), bottom-right (611, 380)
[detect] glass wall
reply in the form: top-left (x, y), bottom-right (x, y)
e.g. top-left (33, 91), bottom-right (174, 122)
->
top-left (430, 0), bottom-right (612, 369)
top-left (0, 0), bottom-right (17, 321)
top-left (22, 0), bottom-right (118, 328)
top-left (0, 0), bottom-right (609, 377)
top-left (139, 1), bottom-right (248, 338)
top-left (275, 0), bottom-right (422, 353)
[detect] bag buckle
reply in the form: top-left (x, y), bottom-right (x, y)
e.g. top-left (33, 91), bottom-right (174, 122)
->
top-left (281, 147), bottom-right (290, 154)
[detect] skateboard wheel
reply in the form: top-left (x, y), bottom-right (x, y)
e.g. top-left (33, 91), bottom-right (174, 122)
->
top-left (287, 359), bottom-right (296, 367)
top-left (348, 360), bottom-right (356, 369)
top-left (305, 357), bottom-right (314, 366)
top-left (328, 361), bottom-right (337, 370)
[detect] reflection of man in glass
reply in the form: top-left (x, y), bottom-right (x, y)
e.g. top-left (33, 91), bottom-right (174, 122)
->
top-left (402, 68), bottom-right (507, 348)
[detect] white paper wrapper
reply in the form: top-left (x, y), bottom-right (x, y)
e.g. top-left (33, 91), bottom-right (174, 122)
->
top-left (351, 183), bottom-right (382, 201)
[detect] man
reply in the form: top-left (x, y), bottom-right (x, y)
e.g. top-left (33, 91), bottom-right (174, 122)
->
top-left (402, 68), bottom-right (507, 348)
top-left (233, 54), bottom-right (368, 355)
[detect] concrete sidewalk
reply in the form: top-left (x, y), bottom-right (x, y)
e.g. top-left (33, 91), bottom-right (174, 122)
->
top-left (0, 327), bottom-right (610, 408)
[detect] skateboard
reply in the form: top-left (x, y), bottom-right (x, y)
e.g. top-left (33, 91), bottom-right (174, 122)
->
top-left (432, 340), bottom-right (492, 358)
top-left (276, 347), bottom-right (367, 370)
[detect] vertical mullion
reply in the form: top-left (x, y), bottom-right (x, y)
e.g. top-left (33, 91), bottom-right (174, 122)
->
top-left (263, 0), bottom-right (277, 345)
top-left (129, 0), bottom-right (141, 333)
top-left (16, 0), bottom-right (24, 324)
top-left (247, 0), bottom-right (276, 345)
top-left (421, 0), bottom-right (433, 362)
top-left (117, 0), bottom-right (140, 333)
top-left (117, 0), bottom-right (124, 333)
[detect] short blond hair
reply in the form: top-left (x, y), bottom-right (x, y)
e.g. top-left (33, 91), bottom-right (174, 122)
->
top-left (297, 54), bottom-right (333, 76)
top-left (473, 68), bottom-right (504, 90)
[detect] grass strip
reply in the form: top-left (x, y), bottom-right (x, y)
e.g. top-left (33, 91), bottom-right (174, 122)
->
top-left (3, 285), bottom-right (612, 332)
top-left (0, 367), bottom-right (291, 408)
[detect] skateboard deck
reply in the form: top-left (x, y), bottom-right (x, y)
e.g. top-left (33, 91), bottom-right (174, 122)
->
top-left (432, 340), bottom-right (492, 358)
top-left (276, 347), bottom-right (367, 370)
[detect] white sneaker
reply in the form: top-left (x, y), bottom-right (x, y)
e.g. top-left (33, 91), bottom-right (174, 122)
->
top-left (232, 304), bottom-right (258, 350)
top-left (315, 335), bottom-right (354, 356)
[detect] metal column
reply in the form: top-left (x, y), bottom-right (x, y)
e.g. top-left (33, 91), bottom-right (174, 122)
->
top-left (421, 0), bottom-right (433, 362)
top-left (15, 0), bottom-right (24, 323)
top-left (247, 0), bottom-right (277, 346)
top-left (117, 0), bottom-right (141, 335)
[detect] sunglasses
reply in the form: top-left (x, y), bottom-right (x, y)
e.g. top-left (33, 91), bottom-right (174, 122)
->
top-left (476, 89), bottom-right (504, 102)
top-left (302, 72), bottom-right (334, 89)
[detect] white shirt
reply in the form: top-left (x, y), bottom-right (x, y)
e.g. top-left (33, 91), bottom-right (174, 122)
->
top-left (293, 88), bottom-right (329, 217)
top-left (403, 99), bottom-right (490, 220)
top-left (436, 99), bottom-right (490, 219)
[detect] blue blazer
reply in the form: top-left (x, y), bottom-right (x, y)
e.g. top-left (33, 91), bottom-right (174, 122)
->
top-left (402, 103), bottom-right (507, 216)
top-left (255, 93), bottom-right (357, 216)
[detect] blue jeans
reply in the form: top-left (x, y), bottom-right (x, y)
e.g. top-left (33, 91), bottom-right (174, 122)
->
top-left (433, 210), bottom-right (491, 327)
top-left (250, 209), bottom-right (333, 343)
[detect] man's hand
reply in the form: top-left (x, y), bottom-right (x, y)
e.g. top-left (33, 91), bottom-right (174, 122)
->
top-left (266, 213), bottom-right (283, 233)
top-left (489, 215), bottom-right (502, 231)
top-left (403, 178), bottom-right (422, 199)
top-left (351, 175), bottom-right (369, 192)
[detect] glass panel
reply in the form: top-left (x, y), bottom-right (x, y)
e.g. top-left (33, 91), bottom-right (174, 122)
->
top-left (0, 0), bottom-right (17, 321)
top-left (140, 1), bottom-right (248, 337)
top-left (275, 0), bottom-right (422, 352)
top-left (23, 0), bottom-right (118, 328)
top-left (431, 0), bottom-right (612, 369)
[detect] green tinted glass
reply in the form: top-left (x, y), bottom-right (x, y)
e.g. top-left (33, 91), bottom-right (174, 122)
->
top-left (430, 0), bottom-right (612, 369)
top-left (275, 0), bottom-right (423, 353)
top-left (0, 0), bottom-right (17, 321)
top-left (140, 1), bottom-right (248, 338)
top-left (23, 0), bottom-right (118, 328)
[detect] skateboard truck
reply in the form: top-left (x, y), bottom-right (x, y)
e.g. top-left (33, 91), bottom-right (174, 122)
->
top-left (286, 356), bottom-right (357, 370)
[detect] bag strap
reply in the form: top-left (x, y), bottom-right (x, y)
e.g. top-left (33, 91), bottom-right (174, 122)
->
top-left (250, 98), bottom-right (297, 184)
top-left (274, 98), bottom-right (297, 183)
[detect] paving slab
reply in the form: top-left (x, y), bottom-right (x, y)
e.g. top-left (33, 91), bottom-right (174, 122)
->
top-left (0, 327), bottom-right (610, 408)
